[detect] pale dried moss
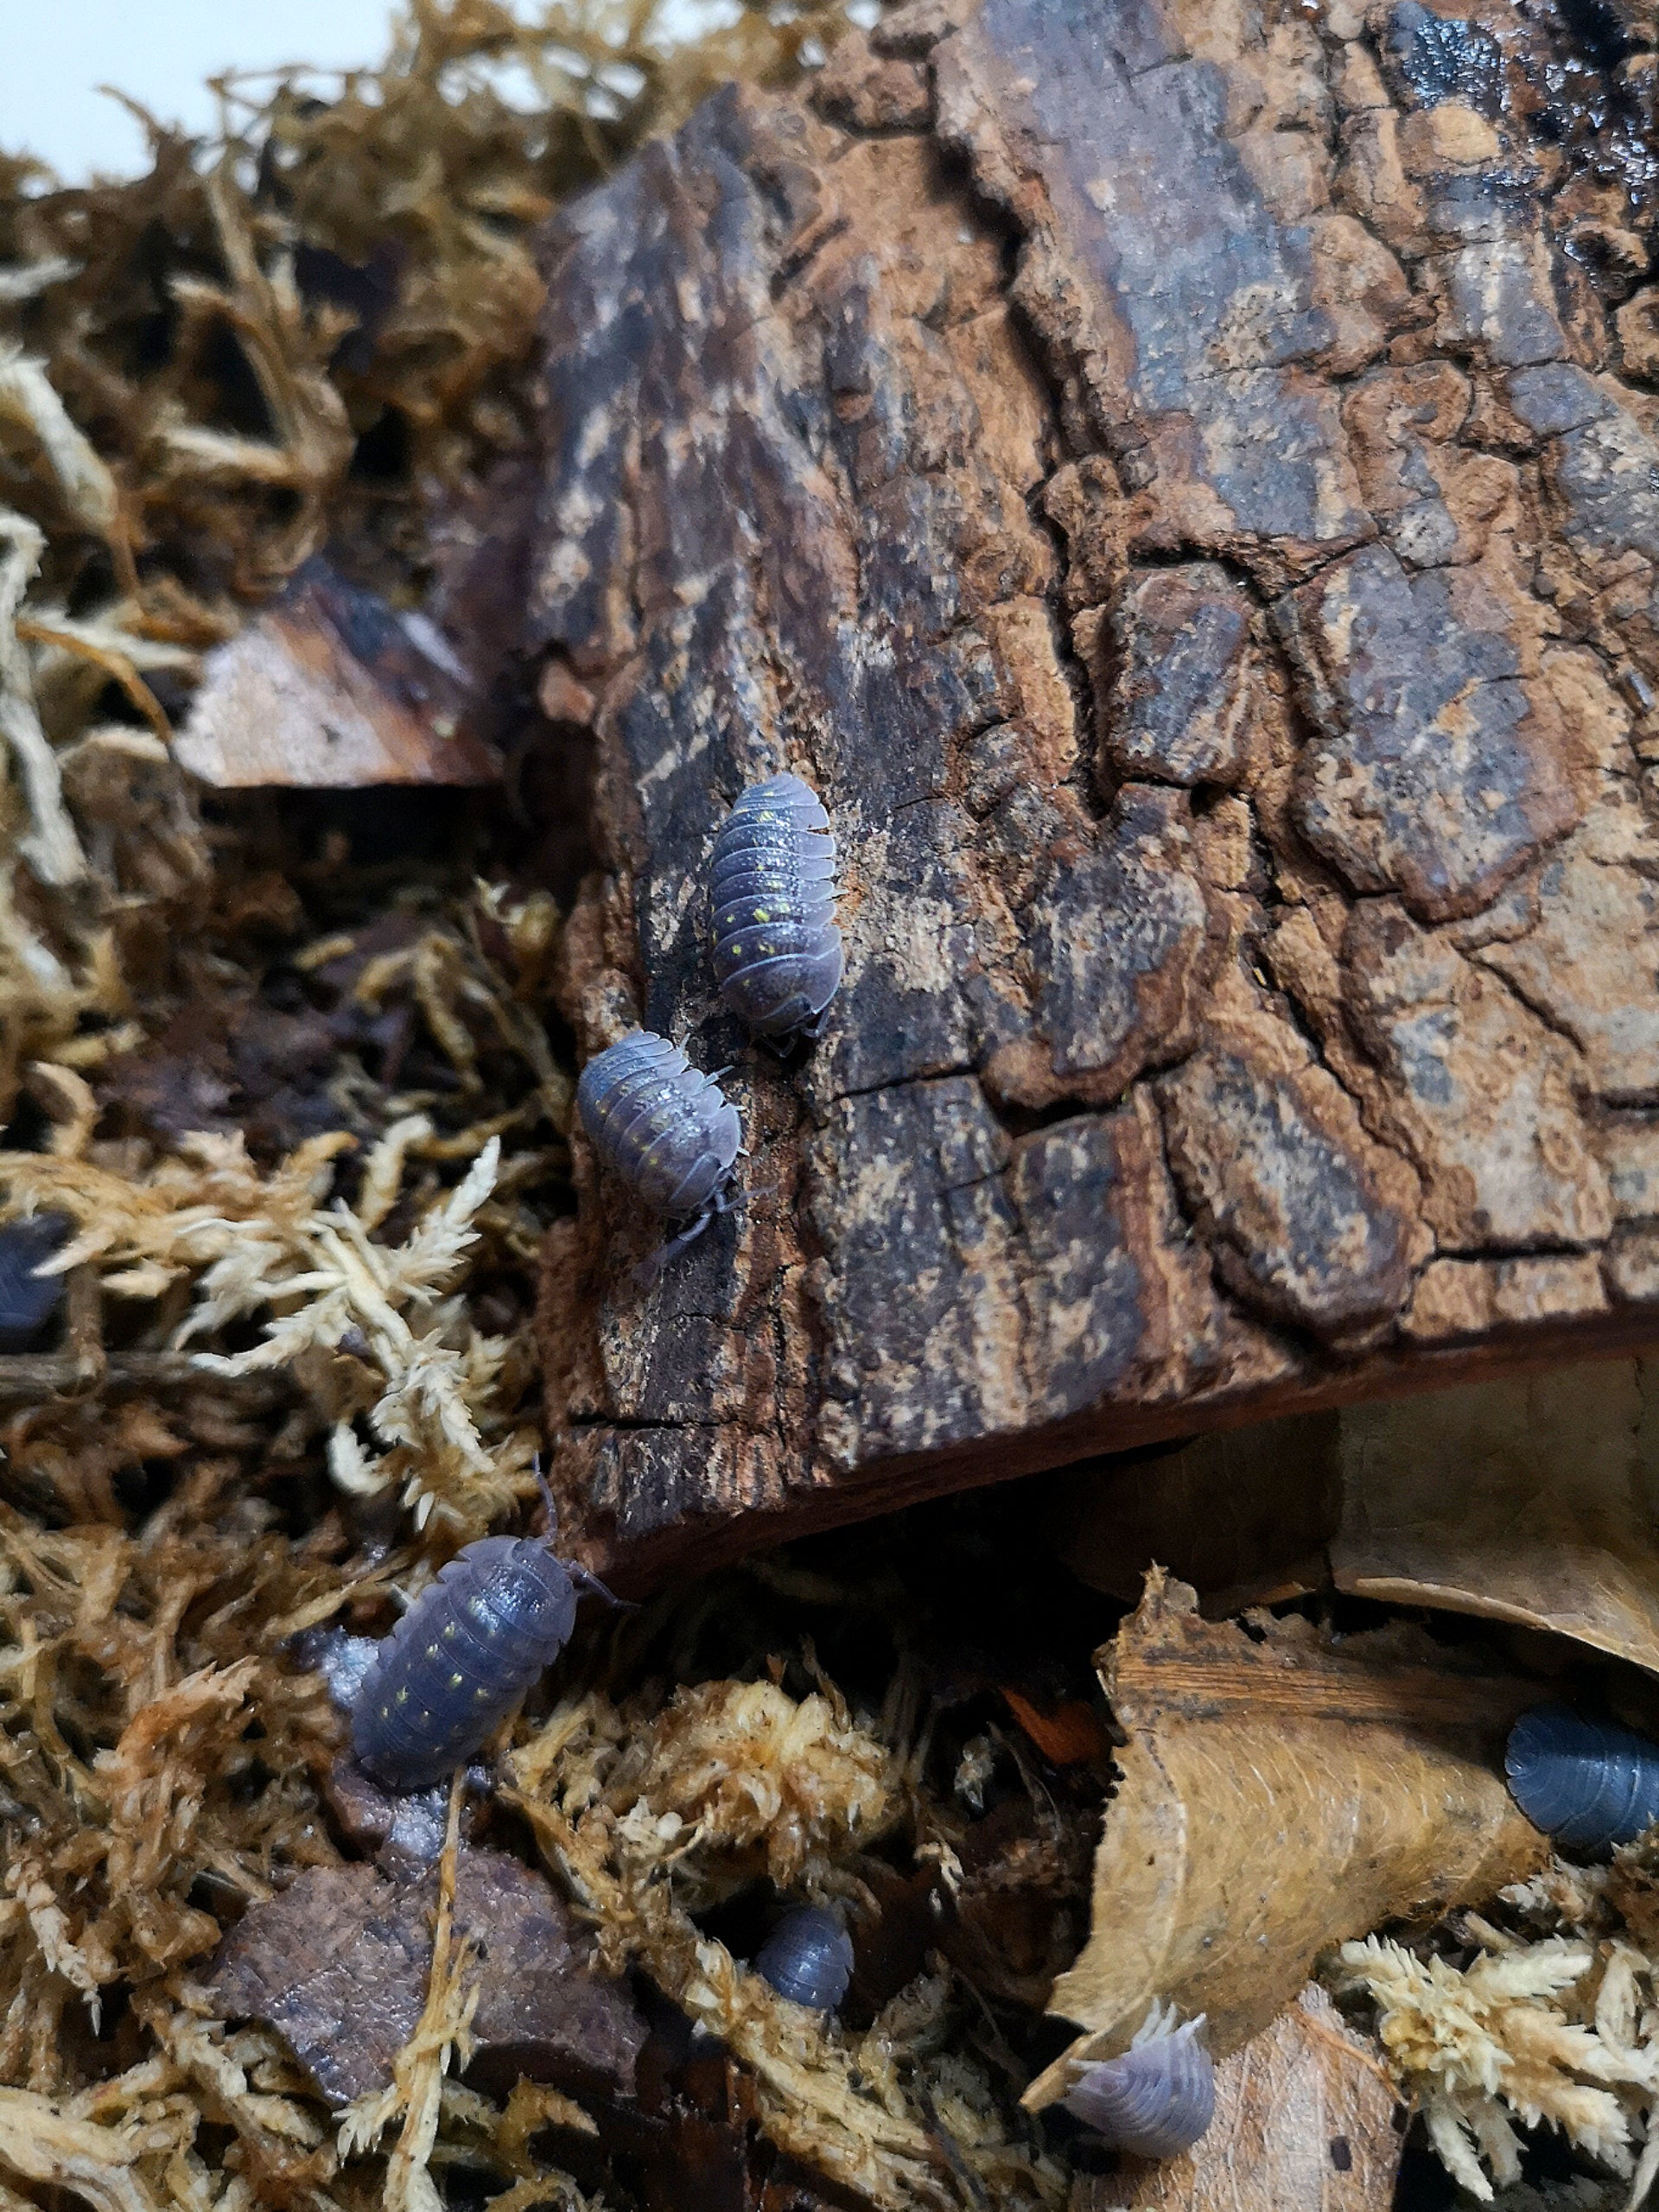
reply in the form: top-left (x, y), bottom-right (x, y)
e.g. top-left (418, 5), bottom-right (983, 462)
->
top-left (504, 1679), bottom-right (1068, 2212)
top-left (0, 1112), bottom-right (543, 1538)
top-left (1338, 1883), bottom-right (1659, 2209)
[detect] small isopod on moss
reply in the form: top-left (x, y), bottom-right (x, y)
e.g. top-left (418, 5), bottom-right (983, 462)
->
top-left (753, 1905), bottom-right (855, 2012)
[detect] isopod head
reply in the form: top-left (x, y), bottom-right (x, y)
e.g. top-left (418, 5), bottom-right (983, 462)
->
top-left (709, 771), bottom-right (843, 1049)
top-left (1061, 2004), bottom-right (1215, 2159)
top-left (1505, 1705), bottom-right (1659, 1855)
top-left (753, 1904), bottom-right (855, 2012)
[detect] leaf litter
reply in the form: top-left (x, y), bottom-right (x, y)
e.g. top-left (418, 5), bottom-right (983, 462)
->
top-left (4, 8), bottom-right (1659, 2212)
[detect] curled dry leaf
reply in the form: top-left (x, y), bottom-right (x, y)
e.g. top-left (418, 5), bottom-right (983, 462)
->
top-left (1024, 1572), bottom-right (1546, 2109)
top-left (1062, 1367), bottom-right (1659, 1678)
top-left (1071, 1984), bottom-right (1402, 2212)
top-left (1333, 1368), bottom-right (1659, 1675)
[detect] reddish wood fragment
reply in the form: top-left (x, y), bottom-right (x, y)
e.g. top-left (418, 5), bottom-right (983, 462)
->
top-left (207, 1849), bottom-right (645, 2107)
top-left (178, 556), bottom-right (497, 788)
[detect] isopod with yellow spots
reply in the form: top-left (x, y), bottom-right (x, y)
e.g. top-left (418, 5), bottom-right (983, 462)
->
top-left (709, 771), bottom-right (842, 1049)
top-left (351, 1535), bottom-right (579, 1790)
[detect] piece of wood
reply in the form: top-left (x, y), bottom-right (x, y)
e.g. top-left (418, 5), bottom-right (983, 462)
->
top-left (178, 555), bottom-right (498, 788)
top-left (498, 0), bottom-right (1659, 1584)
top-left (1070, 1985), bottom-right (1402, 2212)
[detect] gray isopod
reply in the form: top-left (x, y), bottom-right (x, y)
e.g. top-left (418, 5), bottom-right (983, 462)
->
top-left (577, 1031), bottom-right (743, 1279)
top-left (753, 1905), bottom-right (855, 2012)
top-left (1062, 2005), bottom-right (1216, 2159)
top-left (709, 772), bottom-right (843, 1050)
top-left (1505, 1705), bottom-right (1659, 1854)
top-left (352, 1534), bottom-right (581, 1791)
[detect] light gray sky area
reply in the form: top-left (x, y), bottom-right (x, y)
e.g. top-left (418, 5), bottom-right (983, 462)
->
top-left (0, 1), bottom-right (725, 181)
top-left (1, 3), bottom-right (408, 178)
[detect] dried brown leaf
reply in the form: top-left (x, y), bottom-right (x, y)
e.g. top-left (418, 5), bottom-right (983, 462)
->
top-left (1062, 1368), bottom-right (1659, 1680)
top-left (1026, 1572), bottom-right (1547, 2108)
top-left (1333, 1368), bottom-right (1659, 1674)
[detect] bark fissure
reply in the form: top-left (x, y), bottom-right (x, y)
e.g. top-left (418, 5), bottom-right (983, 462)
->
top-left (484, 0), bottom-right (1659, 1581)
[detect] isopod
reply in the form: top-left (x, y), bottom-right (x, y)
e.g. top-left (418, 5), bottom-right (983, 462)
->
top-left (709, 772), bottom-right (843, 1049)
top-left (1062, 2003), bottom-right (1215, 2159)
top-left (753, 1905), bottom-right (855, 2012)
top-left (1505, 1705), bottom-right (1659, 1854)
top-left (353, 1533), bottom-right (583, 1791)
top-left (0, 1212), bottom-right (69, 1353)
top-left (576, 1031), bottom-right (743, 1279)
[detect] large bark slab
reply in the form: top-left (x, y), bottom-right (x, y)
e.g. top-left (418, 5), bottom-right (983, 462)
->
top-left (500, 0), bottom-right (1659, 1584)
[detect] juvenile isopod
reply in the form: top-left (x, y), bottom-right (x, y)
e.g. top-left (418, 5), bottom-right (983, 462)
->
top-left (577, 1031), bottom-right (743, 1280)
top-left (352, 1520), bottom-right (609, 1791)
top-left (1062, 2003), bottom-right (1215, 2159)
top-left (1505, 1705), bottom-right (1659, 1854)
top-left (0, 1212), bottom-right (69, 1353)
top-left (753, 1905), bottom-right (855, 2012)
top-left (709, 772), bottom-right (843, 1050)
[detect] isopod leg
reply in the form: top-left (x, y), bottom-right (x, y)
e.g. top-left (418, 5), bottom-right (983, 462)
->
top-left (533, 1453), bottom-right (559, 1541)
top-left (630, 1205), bottom-right (715, 1288)
top-left (569, 1562), bottom-right (638, 1611)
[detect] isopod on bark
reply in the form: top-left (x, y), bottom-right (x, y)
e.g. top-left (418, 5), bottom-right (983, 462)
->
top-left (576, 1030), bottom-right (743, 1281)
top-left (709, 772), bottom-right (843, 1050)
top-left (753, 1905), bottom-right (855, 2012)
top-left (1061, 2003), bottom-right (1216, 2159)
top-left (1505, 1705), bottom-right (1659, 1854)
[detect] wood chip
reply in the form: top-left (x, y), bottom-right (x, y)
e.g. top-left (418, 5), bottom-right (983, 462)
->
top-left (176, 556), bottom-right (497, 788)
top-left (207, 1849), bottom-right (646, 2109)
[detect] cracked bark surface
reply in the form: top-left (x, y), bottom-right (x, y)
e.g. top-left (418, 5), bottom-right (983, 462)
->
top-left (498, 0), bottom-right (1659, 1586)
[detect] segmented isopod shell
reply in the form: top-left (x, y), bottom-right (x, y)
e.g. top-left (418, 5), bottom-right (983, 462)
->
top-left (753, 1906), bottom-right (855, 2012)
top-left (709, 772), bottom-right (843, 1047)
top-left (352, 1535), bottom-right (578, 1791)
top-left (0, 1212), bottom-right (69, 1353)
top-left (577, 1032), bottom-right (741, 1221)
top-left (1062, 2009), bottom-right (1215, 2159)
top-left (1505, 1706), bottom-right (1659, 1854)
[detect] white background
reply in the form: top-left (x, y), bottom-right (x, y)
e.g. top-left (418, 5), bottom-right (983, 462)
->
top-left (0, 1), bottom-right (747, 181)
top-left (0, 3), bottom-right (411, 179)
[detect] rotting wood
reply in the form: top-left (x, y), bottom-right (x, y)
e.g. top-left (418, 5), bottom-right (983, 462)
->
top-left (474, 0), bottom-right (1659, 1586)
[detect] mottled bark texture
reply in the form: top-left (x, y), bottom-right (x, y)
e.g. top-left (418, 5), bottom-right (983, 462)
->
top-left (505, 0), bottom-right (1659, 1583)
